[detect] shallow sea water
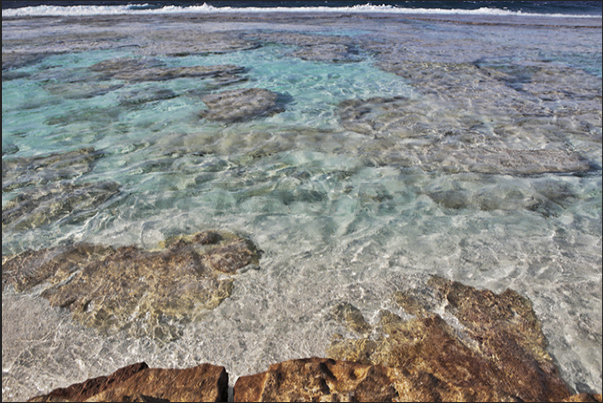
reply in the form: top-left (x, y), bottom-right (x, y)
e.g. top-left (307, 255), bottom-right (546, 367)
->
top-left (2, 9), bottom-right (602, 401)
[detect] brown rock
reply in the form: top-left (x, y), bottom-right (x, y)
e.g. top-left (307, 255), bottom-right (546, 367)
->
top-left (27, 362), bottom-right (148, 402)
top-left (234, 357), bottom-right (398, 402)
top-left (28, 362), bottom-right (228, 402)
top-left (326, 276), bottom-right (574, 402)
top-left (562, 393), bottom-right (603, 402)
top-left (2, 231), bottom-right (261, 340)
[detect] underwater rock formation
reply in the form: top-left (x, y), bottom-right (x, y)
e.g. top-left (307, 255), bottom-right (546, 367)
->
top-left (118, 87), bottom-right (178, 105)
top-left (337, 95), bottom-right (593, 174)
top-left (2, 231), bottom-right (261, 340)
top-left (291, 43), bottom-right (363, 63)
top-left (2, 148), bottom-right (103, 193)
top-left (200, 88), bottom-right (285, 123)
top-left (27, 362), bottom-right (228, 402)
top-left (423, 147), bottom-right (592, 175)
top-left (2, 181), bottom-right (120, 231)
top-left (44, 81), bottom-right (124, 100)
top-left (326, 276), bottom-right (572, 402)
top-left (88, 57), bottom-right (246, 82)
top-left (2, 51), bottom-right (50, 71)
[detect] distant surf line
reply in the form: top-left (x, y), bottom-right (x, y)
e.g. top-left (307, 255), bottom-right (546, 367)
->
top-left (3, 3), bottom-right (602, 18)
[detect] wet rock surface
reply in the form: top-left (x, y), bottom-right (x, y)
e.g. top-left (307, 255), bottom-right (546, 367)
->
top-left (234, 357), bottom-right (400, 403)
top-left (200, 88), bottom-right (285, 123)
top-left (2, 148), bottom-right (103, 193)
top-left (233, 357), bottom-right (601, 402)
top-left (326, 276), bottom-right (573, 402)
top-left (24, 359), bottom-right (601, 403)
top-left (27, 362), bottom-right (228, 402)
top-left (2, 231), bottom-right (261, 340)
top-left (2, 181), bottom-right (120, 231)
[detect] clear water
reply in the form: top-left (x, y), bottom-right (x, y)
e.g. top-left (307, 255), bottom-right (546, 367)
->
top-left (2, 7), bottom-right (602, 401)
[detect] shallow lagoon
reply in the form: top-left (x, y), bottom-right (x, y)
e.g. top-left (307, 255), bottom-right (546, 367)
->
top-left (2, 8), bottom-right (602, 401)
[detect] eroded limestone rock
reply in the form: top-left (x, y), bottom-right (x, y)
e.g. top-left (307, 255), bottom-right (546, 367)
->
top-left (200, 88), bottom-right (285, 123)
top-left (2, 181), bottom-right (120, 231)
top-left (2, 231), bottom-right (261, 340)
top-left (326, 276), bottom-right (572, 402)
top-left (2, 148), bottom-right (103, 193)
top-left (27, 362), bottom-right (228, 402)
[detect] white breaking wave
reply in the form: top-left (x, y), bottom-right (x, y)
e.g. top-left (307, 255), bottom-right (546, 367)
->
top-left (2, 3), bottom-right (601, 18)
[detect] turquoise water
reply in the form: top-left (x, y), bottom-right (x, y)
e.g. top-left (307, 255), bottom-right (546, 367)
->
top-left (2, 10), bottom-right (602, 401)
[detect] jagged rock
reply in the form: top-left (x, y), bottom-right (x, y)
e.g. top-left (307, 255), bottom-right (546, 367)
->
top-left (326, 276), bottom-right (573, 402)
top-left (27, 362), bottom-right (228, 402)
top-left (2, 148), bottom-right (103, 193)
top-left (25, 359), bottom-right (600, 403)
top-left (27, 362), bottom-right (149, 402)
top-left (2, 181), bottom-right (120, 231)
top-left (200, 88), bottom-right (285, 123)
top-left (291, 43), bottom-right (363, 63)
top-left (234, 357), bottom-right (400, 402)
top-left (118, 87), bottom-right (178, 105)
top-left (88, 57), bottom-right (246, 82)
top-left (2, 231), bottom-right (261, 340)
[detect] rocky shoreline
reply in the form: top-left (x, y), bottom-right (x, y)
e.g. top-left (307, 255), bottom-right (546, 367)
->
top-left (27, 358), bottom-right (602, 402)
top-left (5, 237), bottom-right (599, 402)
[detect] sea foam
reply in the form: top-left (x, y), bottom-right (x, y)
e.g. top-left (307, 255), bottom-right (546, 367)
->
top-left (2, 3), bottom-right (601, 18)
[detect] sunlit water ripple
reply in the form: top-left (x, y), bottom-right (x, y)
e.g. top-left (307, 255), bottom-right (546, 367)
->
top-left (2, 6), bottom-right (602, 401)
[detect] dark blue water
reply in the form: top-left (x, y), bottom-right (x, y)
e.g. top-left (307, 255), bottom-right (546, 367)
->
top-left (3, 0), bottom-right (602, 16)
